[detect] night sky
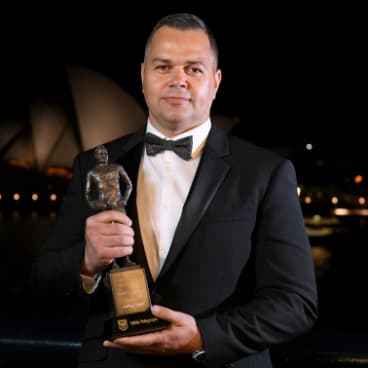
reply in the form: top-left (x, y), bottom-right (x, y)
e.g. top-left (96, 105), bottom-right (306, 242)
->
top-left (0, 5), bottom-right (365, 153)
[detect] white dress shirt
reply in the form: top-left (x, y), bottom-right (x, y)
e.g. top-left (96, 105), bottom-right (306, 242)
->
top-left (137, 120), bottom-right (211, 280)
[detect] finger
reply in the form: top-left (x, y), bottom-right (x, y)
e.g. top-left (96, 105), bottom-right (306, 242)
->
top-left (151, 305), bottom-right (181, 324)
top-left (107, 234), bottom-right (135, 247)
top-left (103, 340), bottom-right (122, 349)
top-left (110, 331), bottom-right (165, 349)
top-left (102, 245), bottom-right (134, 259)
top-left (93, 210), bottom-right (133, 226)
top-left (109, 211), bottom-right (132, 226)
top-left (103, 339), bottom-right (165, 355)
top-left (108, 223), bottom-right (135, 237)
top-left (88, 221), bottom-right (134, 238)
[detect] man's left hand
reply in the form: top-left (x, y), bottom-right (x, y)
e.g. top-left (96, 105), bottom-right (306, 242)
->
top-left (103, 305), bottom-right (202, 355)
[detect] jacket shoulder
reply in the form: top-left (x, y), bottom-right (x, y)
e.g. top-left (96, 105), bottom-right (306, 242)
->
top-left (228, 134), bottom-right (289, 168)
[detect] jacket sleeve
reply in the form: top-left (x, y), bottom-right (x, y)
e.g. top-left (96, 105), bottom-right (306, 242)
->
top-left (197, 160), bottom-right (318, 366)
top-left (31, 154), bottom-right (92, 297)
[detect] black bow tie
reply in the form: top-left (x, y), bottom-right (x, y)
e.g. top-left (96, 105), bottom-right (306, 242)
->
top-left (145, 132), bottom-right (193, 160)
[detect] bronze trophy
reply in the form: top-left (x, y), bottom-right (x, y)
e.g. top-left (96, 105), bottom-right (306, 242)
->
top-left (85, 145), bottom-right (169, 338)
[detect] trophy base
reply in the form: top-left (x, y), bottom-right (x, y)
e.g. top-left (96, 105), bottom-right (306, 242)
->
top-left (104, 310), bottom-right (170, 339)
top-left (106, 264), bottom-right (169, 338)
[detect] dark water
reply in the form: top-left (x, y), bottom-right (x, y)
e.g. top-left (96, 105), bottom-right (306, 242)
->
top-left (0, 211), bottom-right (57, 297)
top-left (310, 225), bottom-right (368, 333)
top-left (1, 211), bottom-right (368, 334)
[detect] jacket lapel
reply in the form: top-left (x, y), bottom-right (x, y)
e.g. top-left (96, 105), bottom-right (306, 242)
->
top-left (158, 125), bottom-right (231, 278)
top-left (114, 131), bottom-right (155, 285)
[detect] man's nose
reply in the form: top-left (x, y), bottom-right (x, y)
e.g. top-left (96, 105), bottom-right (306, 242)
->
top-left (169, 67), bottom-right (187, 88)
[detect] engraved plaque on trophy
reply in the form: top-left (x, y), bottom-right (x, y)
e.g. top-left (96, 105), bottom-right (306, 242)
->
top-left (85, 145), bottom-right (169, 338)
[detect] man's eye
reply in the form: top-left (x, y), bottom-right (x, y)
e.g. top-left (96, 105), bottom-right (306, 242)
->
top-left (187, 66), bottom-right (203, 75)
top-left (155, 65), bottom-right (170, 72)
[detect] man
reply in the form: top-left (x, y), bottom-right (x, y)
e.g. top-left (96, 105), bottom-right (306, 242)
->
top-left (32, 13), bottom-right (318, 368)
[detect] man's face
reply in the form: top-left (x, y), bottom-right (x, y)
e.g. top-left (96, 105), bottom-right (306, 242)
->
top-left (95, 147), bottom-right (108, 164)
top-left (141, 26), bottom-right (221, 136)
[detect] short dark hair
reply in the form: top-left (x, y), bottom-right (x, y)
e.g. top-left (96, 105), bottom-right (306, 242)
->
top-left (143, 13), bottom-right (219, 69)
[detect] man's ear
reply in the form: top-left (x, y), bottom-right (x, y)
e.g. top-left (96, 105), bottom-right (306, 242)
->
top-left (141, 63), bottom-right (145, 93)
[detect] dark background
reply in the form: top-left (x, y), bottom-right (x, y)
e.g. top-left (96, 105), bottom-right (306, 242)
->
top-left (0, 5), bottom-right (365, 153)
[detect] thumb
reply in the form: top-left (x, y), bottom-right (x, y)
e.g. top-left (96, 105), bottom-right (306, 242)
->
top-left (151, 305), bottom-right (176, 322)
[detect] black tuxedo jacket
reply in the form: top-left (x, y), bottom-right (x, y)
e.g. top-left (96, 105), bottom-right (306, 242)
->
top-left (32, 124), bottom-right (317, 368)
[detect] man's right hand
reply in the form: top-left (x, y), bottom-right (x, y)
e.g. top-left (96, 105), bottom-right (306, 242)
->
top-left (81, 210), bottom-right (135, 277)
